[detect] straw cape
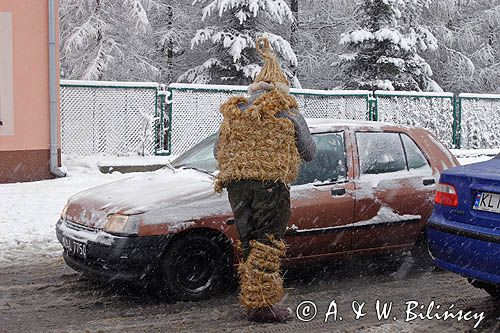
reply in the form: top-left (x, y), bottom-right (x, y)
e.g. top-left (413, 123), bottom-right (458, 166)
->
top-left (214, 89), bottom-right (301, 193)
top-left (214, 37), bottom-right (301, 193)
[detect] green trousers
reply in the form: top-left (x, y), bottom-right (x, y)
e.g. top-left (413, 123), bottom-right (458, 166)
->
top-left (227, 180), bottom-right (290, 259)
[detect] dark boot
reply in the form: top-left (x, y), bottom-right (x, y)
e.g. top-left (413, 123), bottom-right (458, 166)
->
top-left (247, 306), bottom-right (292, 323)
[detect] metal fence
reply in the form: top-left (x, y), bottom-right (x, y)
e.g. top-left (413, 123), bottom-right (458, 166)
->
top-left (60, 80), bottom-right (161, 156)
top-left (167, 83), bottom-right (371, 155)
top-left (372, 91), bottom-right (455, 148)
top-left (457, 93), bottom-right (500, 149)
top-left (59, 81), bottom-right (500, 155)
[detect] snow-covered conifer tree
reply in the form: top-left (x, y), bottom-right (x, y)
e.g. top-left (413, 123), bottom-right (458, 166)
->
top-left (337, 0), bottom-right (439, 91)
top-left (178, 0), bottom-right (300, 87)
top-left (60, 0), bottom-right (188, 81)
top-left (425, 0), bottom-right (500, 93)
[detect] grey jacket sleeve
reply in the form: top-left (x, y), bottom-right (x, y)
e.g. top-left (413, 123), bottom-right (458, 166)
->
top-left (213, 131), bottom-right (220, 160)
top-left (278, 109), bottom-right (316, 162)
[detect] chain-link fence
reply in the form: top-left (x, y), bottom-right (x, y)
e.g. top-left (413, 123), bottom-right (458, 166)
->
top-left (457, 93), bottom-right (500, 149)
top-left (373, 91), bottom-right (455, 148)
top-left (167, 83), bottom-right (371, 155)
top-left (60, 80), bottom-right (160, 156)
top-left (59, 81), bottom-right (500, 155)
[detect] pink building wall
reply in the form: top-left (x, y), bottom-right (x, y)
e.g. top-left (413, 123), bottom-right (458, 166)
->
top-left (0, 0), bottom-right (60, 183)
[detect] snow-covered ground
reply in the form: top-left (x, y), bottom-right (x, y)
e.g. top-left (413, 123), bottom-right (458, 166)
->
top-left (0, 155), bottom-right (174, 266)
top-left (0, 150), bottom-right (497, 267)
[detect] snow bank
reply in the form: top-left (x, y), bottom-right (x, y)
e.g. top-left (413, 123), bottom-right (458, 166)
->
top-left (450, 148), bottom-right (500, 157)
top-left (0, 170), bottom-right (132, 266)
top-left (452, 148), bottom-right (499, 165)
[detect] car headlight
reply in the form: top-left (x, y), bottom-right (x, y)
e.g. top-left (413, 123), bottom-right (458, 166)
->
top-left (60, 202), bottom-right (70, 220)
top-left (103, 214), bottom-right (139, 235)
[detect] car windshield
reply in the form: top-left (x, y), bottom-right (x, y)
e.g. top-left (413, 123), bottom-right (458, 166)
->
top-left (169, 132), bottom-right (348, 185)
top-left (171, 133), bottom-right (218, 174)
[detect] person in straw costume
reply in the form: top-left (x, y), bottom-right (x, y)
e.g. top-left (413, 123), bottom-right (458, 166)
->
top-left (213, 37), bottom-right (316, 323)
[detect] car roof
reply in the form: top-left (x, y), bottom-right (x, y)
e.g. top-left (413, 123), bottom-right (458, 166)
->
top-left (305, 118), bottom-right (409, 133)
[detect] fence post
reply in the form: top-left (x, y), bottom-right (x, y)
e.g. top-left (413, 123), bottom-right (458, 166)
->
top-left (155, 84), bottom-right (169, 155)
top-left (167, 86), bottom-right (173, 156)
top-left (452, 95), bottom-right (462, 149)
top-left (155, 87), bottom-right (161, 154)
top-left (368, 94), bottom-right (378, 121)
top-left (367, 96), bottom-right (372, 120)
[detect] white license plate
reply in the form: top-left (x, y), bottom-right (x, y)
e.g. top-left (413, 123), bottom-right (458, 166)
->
top-left (473, 192), bottom-right (500, 214)
top-left (62, 236), bottom-right (87, 259)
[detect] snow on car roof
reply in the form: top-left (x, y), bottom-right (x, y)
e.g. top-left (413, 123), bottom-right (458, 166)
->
top-left (305, 118), bottom-right (403, 132)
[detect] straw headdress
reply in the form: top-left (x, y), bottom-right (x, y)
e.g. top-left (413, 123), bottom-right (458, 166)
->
top-left (254, 37), bottom-right (289, 86)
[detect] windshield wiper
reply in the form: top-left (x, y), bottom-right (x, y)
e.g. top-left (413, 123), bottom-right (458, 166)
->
top-left (182, 166), bottom-right (214, 176)
top-left (165, 159), bottom-right (177, 173)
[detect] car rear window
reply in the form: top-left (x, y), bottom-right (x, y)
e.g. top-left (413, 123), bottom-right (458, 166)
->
top-left (356, 132), bottom-right (407, 175)
top-left (401, 134), bottom-right (430, 170)
top-left (294, 132), bottom-right (347, 185)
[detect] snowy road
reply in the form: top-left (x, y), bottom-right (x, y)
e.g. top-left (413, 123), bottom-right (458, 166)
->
top-left (0, 152), bottom-right (499, 332)
top-left (0, 256), bottom-right (498, 332)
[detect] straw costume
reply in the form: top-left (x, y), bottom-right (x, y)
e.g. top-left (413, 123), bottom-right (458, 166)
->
top-left (213, 37), bottom-right (316, 323)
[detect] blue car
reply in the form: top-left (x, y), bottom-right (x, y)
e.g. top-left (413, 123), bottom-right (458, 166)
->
top-left (427, 153), bottom-right (500, 298)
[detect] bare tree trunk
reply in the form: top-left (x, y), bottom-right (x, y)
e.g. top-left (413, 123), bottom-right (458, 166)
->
top-left (95, 0), bottom-right (104, 80)
top-left (166, 2), bottom-right (174, 83)
top-left (290, 0), bottom-right (299, 78)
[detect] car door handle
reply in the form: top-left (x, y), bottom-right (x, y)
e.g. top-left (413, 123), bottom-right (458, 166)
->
top-left (331, 188), bottom-right (346, 196)
top-left (423, 179), bottom-right (435, 186)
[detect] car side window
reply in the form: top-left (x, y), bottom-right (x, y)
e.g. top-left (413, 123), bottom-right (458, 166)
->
top-left (356, 132), bottom-right (406, 175)
top-left (294, 132), bottom-right (347, 185)
top-left (401, 134), bottom-right (430, 170)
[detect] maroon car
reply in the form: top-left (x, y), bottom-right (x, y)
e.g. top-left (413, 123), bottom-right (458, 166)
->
top-left (56, 119), bottom-right (458, 300)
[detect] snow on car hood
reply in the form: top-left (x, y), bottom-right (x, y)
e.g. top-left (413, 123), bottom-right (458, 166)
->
top-left (66, 168), bottom-right (231, 228)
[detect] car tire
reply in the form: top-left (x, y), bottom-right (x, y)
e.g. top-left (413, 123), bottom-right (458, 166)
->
top-left (161, 234), bottom-right (231, 301)
top-left (411, 234), bottom-right (436, 270)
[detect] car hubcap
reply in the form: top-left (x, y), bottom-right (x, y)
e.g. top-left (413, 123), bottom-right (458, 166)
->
top-left (176, 247), bottom-right (216, 293)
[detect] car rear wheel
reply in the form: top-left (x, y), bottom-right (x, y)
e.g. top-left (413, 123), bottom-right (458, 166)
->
top-left (483, 285), bottom-right (500, 299)
top-left (469, 279), bottom-right (500, 299)
top-left (161, 234), bottom-right (230, 301)
top-left (411, 234), bottom-right (436, 270)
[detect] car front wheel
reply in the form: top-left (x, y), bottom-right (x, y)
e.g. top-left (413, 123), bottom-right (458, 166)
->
top-left (161, 234), bottom-right (230, 301)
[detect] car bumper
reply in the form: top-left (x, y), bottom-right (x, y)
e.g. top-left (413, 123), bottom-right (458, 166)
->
top-left (427, 214), bottom-right (500, 285)
top-left (56, 219), bottom-right (173, 282)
